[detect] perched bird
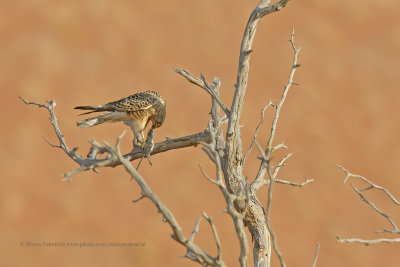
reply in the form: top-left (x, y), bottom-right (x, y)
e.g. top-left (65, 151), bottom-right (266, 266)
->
top-left (75, 91), bottom-right (166, 146)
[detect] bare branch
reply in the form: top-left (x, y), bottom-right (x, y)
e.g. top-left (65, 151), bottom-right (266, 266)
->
top-left (266, 217), bottom-right (286, 267)
top-left (202, 147), bottom-right (216, 164)
top-left (200, 73), bottom-right (230, 116)
top-left (199, 164), bottom-right (219, 185)
top-left (41, 135), bottom-right (61, 148)
top-left (226, 0), bottom-right (292, 141)
top-left (264, 166), bottom-right (286, 267)
top-left (203, 212), bottom-right (223, 263)
top-left (336, 164), bottom-right (400, 205)
top-left (220, 2), bottom-right (293, 265)
top-left (201, 123), bottom-right (249, 266)
top-left (350, 184), bottom-right (399, 233)
top-left (105, 134), bottom-right (224, 266)
top-left (173, 68), bottom-right (230, 116)
top-left (88, 138), bottom-right (108, 155)
top-left (276, 177), bottom-right (313, 187)
top-left (253, 28), bottom-right (301, 188)
top-left (20, 96), bottom-right (84, 165)
top-left (266, 28), bottom-right (300, 157)
top-left (62, 166), bottom-right (89, 182)
top-left (188, 218), bottom-right (202, 243)
top-left (172, 68), bottom-right (205, 88)
top-left (336, 236), bottom-right (400, 245)
top-left (336, 165), bottom-right (400, 244)
top-left (255, 141), bottom-right (287, 267)
top-left (20, 97), bottom-right (213, 180)
top-left (132, 194), bottom-right (145, 203)
top-left (183, 218), bottom-right (203, 261)
top-left (243, 101), bottom-right (272, 165)
top-left (271, 142), bottom-right (288, 153)
top-left (253, 177), bottom-right (313, 192)
top-left (115, 129), bottom-right (126, 148)
top-left (311, 242), bottom-right (320, 267)
top-left (272, 153), bottom-right (293, 179)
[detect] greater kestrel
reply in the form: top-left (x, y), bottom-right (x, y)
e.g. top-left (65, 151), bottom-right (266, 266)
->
top-left (75, 91), bottom-right (166, 146)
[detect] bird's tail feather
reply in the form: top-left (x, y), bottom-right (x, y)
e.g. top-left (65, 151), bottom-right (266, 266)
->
top-left (76, 111), bottom-right (129, 128)
top-left (75, 104), bottom-right (113, 115)
top-left (77, 112), bottom-right (112, 128)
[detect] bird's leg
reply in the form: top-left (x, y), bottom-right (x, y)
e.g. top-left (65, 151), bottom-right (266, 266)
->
top-left (139, 131), bottom-right (146, 148)
top-left (124, 121), bottom-right (142, 148)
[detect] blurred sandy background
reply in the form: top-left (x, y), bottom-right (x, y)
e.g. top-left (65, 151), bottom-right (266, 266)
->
top-left (1, 0), bottom-right (400, 266)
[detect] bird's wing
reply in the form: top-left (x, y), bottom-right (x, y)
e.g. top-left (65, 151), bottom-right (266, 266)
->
top-left (112, 94), bottom-right (155, 112)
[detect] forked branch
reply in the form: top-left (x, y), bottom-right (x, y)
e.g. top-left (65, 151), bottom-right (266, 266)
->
top-left (336, 165), bottom-right (400, 245)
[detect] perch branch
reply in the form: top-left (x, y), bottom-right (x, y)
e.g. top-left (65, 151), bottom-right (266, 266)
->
top-left (20, 94), bottom-right (212, 181)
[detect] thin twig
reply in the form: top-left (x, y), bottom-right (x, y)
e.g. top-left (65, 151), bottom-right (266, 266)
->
top-left (243, 101), bottom-right (272, 165)
top-left (202, 147), bottom-right (216, 164)
top-left (310, 242), bottom-right (320, 267)
top-left (199, 164), bottom-right (219, 185)
top-left (173, 68), bottom-right (229, 116)
top-left (337, 236), bottom-right (400, 245)
top-left (41, 135), bottom-right (61, 148)
top-left (259, 29), bottom-right (304, 265)
top-left (272, 153), bottom-right (293, 179)
top-left (255, 177), bottom-right (313, 190)
top-left (253, 28), bottom-right (301, 188)
top-left (20, 96), bottom-right (84, 164)
top-left (336, 164), bottom-right (400, 205)
top-left (336, 165), bottom-right (400, 244)
top-left (265, 163), bottom-right (286, 267)
top-left (183, 218), bottom-right (203, 261)
top-left (132, 195), bottom-right (145, 203)
top-left (203, 212), bottom-right (223, 263)
top-left (266, 28), bottom-right (300, 157)
top-left (275, 177), bottom-right (313, 187)
top-left (350, 184), bottom-right (399, 233)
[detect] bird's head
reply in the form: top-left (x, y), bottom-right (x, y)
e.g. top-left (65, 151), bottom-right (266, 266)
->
top-left (151, 101), bottom-right (166, 128)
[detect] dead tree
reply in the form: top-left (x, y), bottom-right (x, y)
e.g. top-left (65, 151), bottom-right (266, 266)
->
top-left (20, 0), bottom-right (319, 266)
